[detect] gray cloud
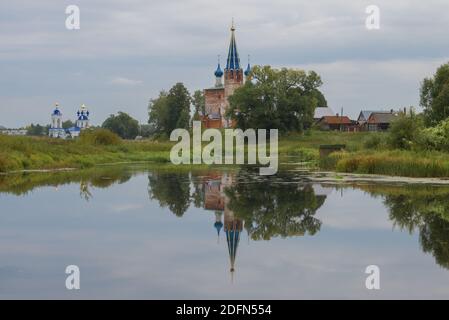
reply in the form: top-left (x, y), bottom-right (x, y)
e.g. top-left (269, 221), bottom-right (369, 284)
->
top-left (110, 76), bottom-right (143, 86)
top-left (1, 0), bottom-right (449, 127)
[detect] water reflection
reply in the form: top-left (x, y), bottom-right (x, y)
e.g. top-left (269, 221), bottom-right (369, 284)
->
top-left (2, 166), bottom-right (449, 283)
top-left (147, 169), bottom-right (326, 274)
top-left (147, 172), bottom-right (191, 217)
top-left (144, 169), bottom-right (449, 274)
top-left (0, 166), bottom-right (132, 198)
top-left (361, 185), bottom-right (449, 270)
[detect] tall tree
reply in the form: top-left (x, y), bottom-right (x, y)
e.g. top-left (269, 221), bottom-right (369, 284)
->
top-left (101, 112), bottom-right (140, 139)
top-left (227, 65), bottom-right (325, 133)
top-left (191, 90), bottom-right (205, 122)
top-left (148, 83), bottom-right (191, 136)
top-left (148, 90), bottom-right (169, 135)
top-left (26, 123), bottom-right (46, 136)
top-left (420, 62), bottom-right (449, 125)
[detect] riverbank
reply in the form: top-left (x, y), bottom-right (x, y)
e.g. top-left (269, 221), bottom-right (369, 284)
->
top-left (281, 131), bottom-right (449, 178)
top-left (3, 131), bottom-right (449, 178)
top-left (0, 134), bottom-right (172, 172)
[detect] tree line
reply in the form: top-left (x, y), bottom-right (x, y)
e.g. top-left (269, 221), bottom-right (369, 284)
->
top-left (18, 61), bottom-right (449, 142)
top-left (20, 65), bottom-right (327, 139)
top-left (148, 65), bottom-right (327, 136)
top-left (382, 61), bottom-right (449, 152)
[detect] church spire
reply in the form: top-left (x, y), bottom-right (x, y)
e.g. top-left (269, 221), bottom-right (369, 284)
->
top-left (225, 218), bottom-right (243, 275)
top-left (226, 20), bottom-right (241, 71)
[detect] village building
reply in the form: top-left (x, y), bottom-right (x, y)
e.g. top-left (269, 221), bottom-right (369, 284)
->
top-left (48, 103), bottom-right (91, 139)
top-left (365, 111), bottom-right (398, 131)
top-left (357, 110), bottom-right (398, 131)
top-left (0, 127), bottom-right (27, 136)
top-left (202, 22), bottom-right (251, 129)
top-left (316, 115), bottom-right (352, 131)
top-left (357, 110), bottom-right (383, 127)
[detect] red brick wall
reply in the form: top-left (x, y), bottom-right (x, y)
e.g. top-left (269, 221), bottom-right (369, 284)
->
top-left (204, 88), bottom-right (225, 116)
top-left (203, 69), bottom-right (243, 128)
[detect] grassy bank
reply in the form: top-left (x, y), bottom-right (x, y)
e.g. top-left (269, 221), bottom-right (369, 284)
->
top-left (0, 134), bottom-right (172, 172)
top-left (280, 130), bottom-right (449, 178)
top-left (322, 149), bottom-right (449, 178)
top-left (3, 130), bottom-right (449, 178)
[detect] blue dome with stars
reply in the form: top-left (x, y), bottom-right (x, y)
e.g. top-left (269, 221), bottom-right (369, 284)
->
top-left (52, 103), bottom-right (62, 116)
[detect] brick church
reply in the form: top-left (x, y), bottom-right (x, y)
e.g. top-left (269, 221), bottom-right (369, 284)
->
top-left (201, 23), bottom-right (251, 128)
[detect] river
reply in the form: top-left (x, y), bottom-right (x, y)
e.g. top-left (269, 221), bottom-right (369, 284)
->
top-left (1, 165), bottom-right (449, 299)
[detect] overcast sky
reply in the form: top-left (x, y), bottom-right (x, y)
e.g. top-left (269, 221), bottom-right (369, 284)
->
top-left (1, 0), bottom-right (449, 127)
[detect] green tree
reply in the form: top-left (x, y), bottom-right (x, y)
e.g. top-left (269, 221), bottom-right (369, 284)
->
top-left (311, 89), bottom-right (328, 108)
top-left (148, 90), bottom-right (169, 136)
top-left (420, 62), bottom-right (449, 125)
top-left (191, 90), bottom-right (205, 122)
top-left (388, 112), bottom-right (423, 150)
top-left (62, 120), bottom-right (75, 129)
top-left (26, 123), bottom-right (46, 136)
top-left (101, 112), bottom-right (140, 139)
top-left (139, 124), bottom-right (155, 138)
top-left (148, 83), bottom-right (191, 136)
top-left (227, 65), bottom-right (325, 133)
top-left (420, 118), bottom-right (449, 151)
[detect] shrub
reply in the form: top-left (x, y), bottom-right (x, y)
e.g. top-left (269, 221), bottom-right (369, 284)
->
top-left (0, 152), bottom-right (20, 172)
top-left (388, 114), bottom-right (424, 149)
top-left (363, 134), bottom-right (385, 149)
top-left (79, 129), bottom-right (121, 146)
top-left (419, 118), bottom-right (449, 152)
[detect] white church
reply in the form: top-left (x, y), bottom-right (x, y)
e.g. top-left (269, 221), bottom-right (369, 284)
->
top-left (49, 103), bottom-right (90, 139)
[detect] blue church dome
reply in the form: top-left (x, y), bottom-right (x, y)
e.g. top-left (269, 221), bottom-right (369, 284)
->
top-left (244, 63), bottom-right (251, 77)
top-left (52, 108), bottom-right (61, 116)
top-left (214, 63), bottom-right (223, 78)
top-left (214, 221), bottom-right (223, 236)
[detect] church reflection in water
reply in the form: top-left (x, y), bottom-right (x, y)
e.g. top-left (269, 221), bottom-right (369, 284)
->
top-left (201, 172), bottom-right (243, 277)
top-left (148, 169), bottom-right (327, 277)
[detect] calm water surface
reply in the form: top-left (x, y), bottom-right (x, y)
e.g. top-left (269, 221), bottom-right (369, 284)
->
top-left (1, 165), bottom-right (449, 299)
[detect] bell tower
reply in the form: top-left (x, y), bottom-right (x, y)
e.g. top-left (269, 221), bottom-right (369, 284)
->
top-left (223, 21), bottom-right (244, 128)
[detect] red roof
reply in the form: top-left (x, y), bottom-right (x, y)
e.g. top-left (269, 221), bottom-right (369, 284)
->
top-left (319, 116), bottom-right (352, 125)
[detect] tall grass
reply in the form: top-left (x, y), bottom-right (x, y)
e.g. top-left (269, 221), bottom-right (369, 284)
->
top-left (0, 133), bottom-right (172, 173)
top-left (3, 129), bottom-right (449, 177)
top-left (326, 150), bottom-right (449, 177)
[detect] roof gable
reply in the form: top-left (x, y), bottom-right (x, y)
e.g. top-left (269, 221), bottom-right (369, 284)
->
top-left (319, 116), bottom-right (352, 124)
top-left (367, 112), bottom-right (398, 124)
